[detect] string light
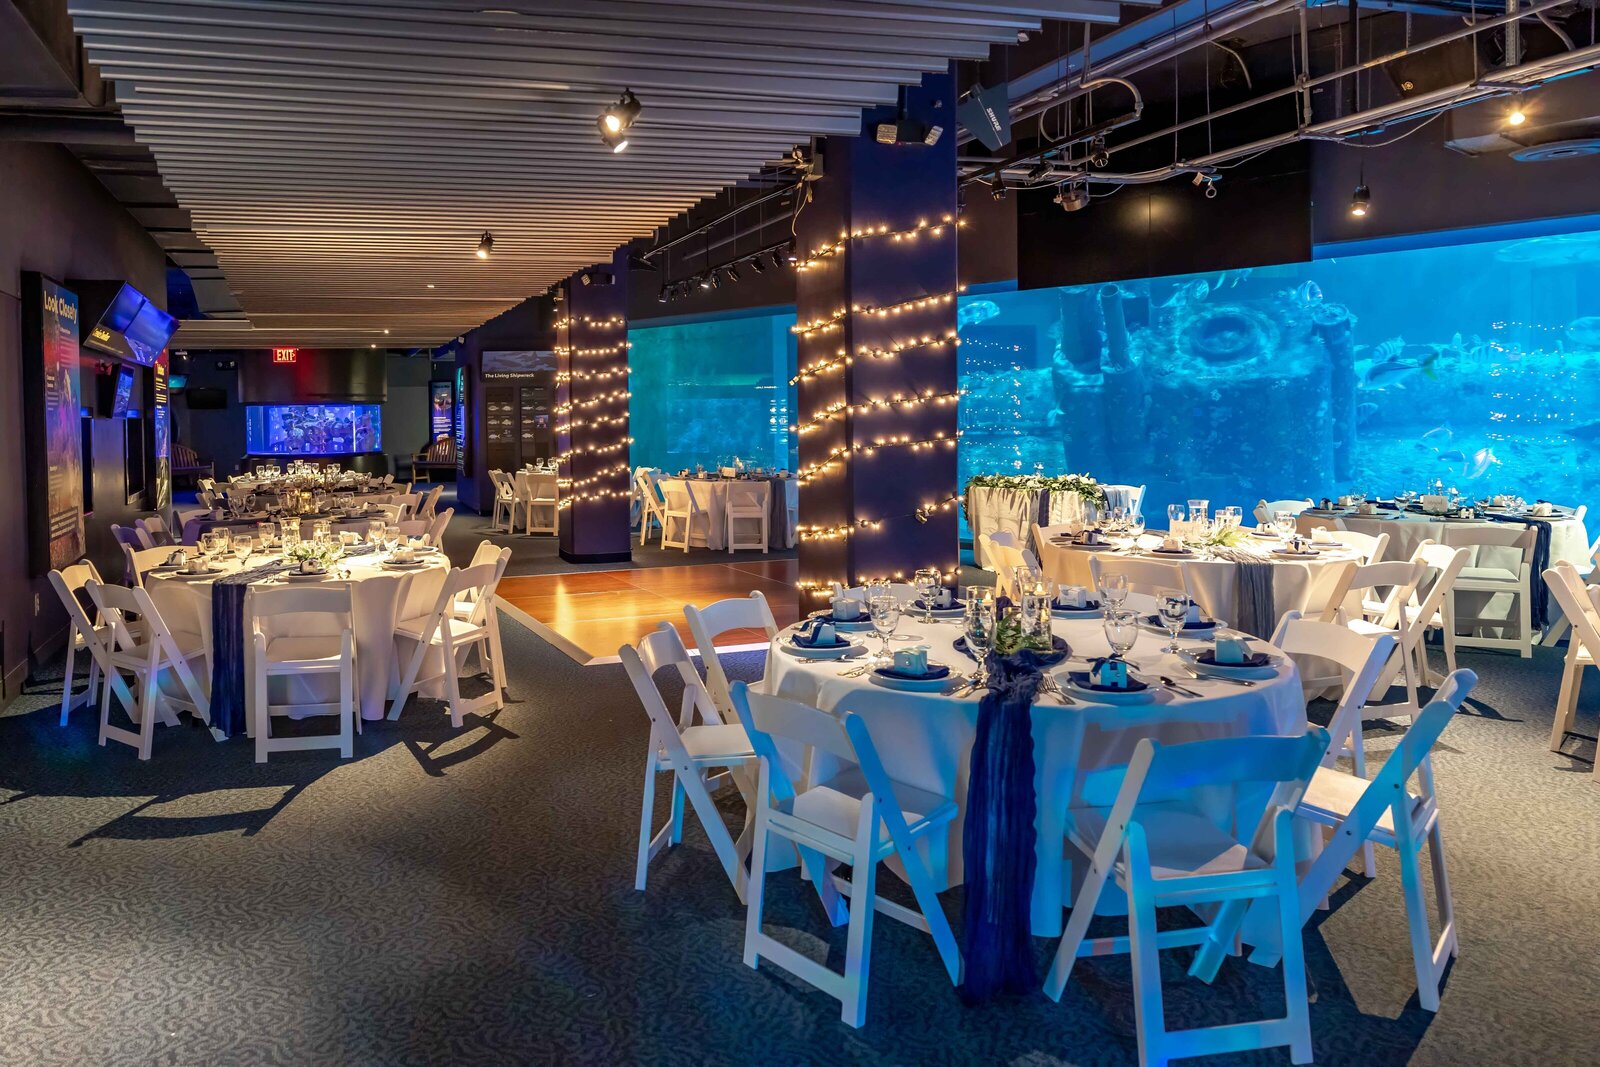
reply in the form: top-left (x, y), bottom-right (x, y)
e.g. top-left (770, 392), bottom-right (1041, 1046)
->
top-left (560, 460), bottom-right (632, 490)
top-left (791, 288), bottom-right (964, 338)
top-left (792, 389), bottom-right (963, 435)
top-left (554, 390), bottom-right (632, 414)
top-left (790, 333), bottom-right (960, 385)
top-left (554, 342), bottom-right (631, 357)
top-left (553, 413), bottom-right (629, 434)
top-left (794, 214), bottom-right (965, 271)
top-left (554, 437), bottom-right (634, 463)
top-left (554, 315), bottom-right (625, 329)
top-left (556, 365), bottom-right (631, 382)
top-left (796, 432), bottom-right (961, 485)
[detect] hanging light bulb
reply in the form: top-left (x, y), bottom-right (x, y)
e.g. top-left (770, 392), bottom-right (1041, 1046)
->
top-left (1507, 94), bottom-right (1528, 127)
top-left (1349, 166), bottom-right (1371, 218)
top-left (476, 231), bottom-right (494, 258)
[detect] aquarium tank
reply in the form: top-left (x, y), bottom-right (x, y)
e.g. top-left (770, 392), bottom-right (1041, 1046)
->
top-left (246, 403), bottom-right (381, 455)
top-left (629, 310), bottom-right (797, 473)
top-left (958, 220), bottom-right (1600, 525)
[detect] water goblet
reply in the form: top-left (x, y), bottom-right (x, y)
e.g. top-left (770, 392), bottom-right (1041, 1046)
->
top-left (1157, 589), bottom-right (1189, 654)
top-left (1272, 509), bottom-right (1296, 540)
top-left (234, 534), bottom-right (254, 566)
top-left (1102, 608), bottom-right (1139, 659)
top-left (963, 597), bottom-right (996, 684)
top-left (913, 567), bottom-right (940, 624)
top-left (868, 594), bottom-right (901, 665)
top-left (1167, 503), bottom-right (1186, 537)
top-left (214, 528), bottom-right (232, 556)
top-left (1098, 571), bottom-right (1129, 611)
top-left (368, 520), bottom-right (385, 545)
top-left (1187, 499), bottom-right (1209, 526)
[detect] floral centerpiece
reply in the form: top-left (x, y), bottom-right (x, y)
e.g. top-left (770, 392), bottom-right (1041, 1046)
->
top-left (1187, 523), bottom-right (1250, 549)
top-left (284, 540), bottom-right (342, 568)
top-left (964, 472), bottom-right (1109, 527)
top-left (990, 610), bottom-right (1055, 655)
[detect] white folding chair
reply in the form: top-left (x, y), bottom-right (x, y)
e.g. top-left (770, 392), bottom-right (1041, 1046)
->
top-left (659, 477), bottom-right (708, 552)
top-left (980, 531), bottom-right (1042, 597)
top-left (452, 541), bottom-right (512, 622)
top-left (248, 584), bottom-right (357, 763)
top-left (122, 544), bottom-right (176, 588)
top-left (724, 480), bottom-right (771, 553)
top-left (417, 483), bottom-right (445, 520)
top-left (1441, 523), bottom-right (1536, 658)
top-left (1103, 482), bottom-right (1147, 519)
top-left (1044, 729), bottom-right (1330, 1067)
top-left (48, 561), bottom-right (118, 726)
top-left (1089, 554), bottom-right (1191, 599)
top-left (394, 519), bottom-right (431, 541)
top-left (426, 506), bottom-right (454, 547)
top-left (636, 468), bottom-right (668, 546)
top-left (526, 471), bottom-right (558, 536)
top-left (1341, 549), bottom-right (1462, 716)
top-left (730, 682), bottom-right (963, 1028)
top-left (488, 470), bottom-right (515, 532)
top-left (1253, 498), bottom-right (1313, 526)
top-left (622, 624), bottom-right (756, 898)
top-left (1326, 557), bottom-right (1426, 626)
top-left (1543, 561), bottom-right (1600, 774)
top-left (684, 591), bottom-right (779, 723)
top-left (136, 515), bottom-right (175, 548)
top-left (1271, 610), bottom-right (1399, 876)
top-left (833, 582), bottom-right (919, 608)
top-left (1288, 669), bottom-right (1476, 1012)
top-left (389, 562), bottom-right (507, 728)
top-left (1331, 520), bottom-right (1390, 565)
top-left (86, 580), bottom-right (211, 760)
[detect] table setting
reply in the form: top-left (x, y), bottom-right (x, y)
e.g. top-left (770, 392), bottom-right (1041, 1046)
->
top-left (764, 572), bottom-right (1308, 981)
top-left (660, 460), bottom-right (796, 549)
top-left (145, 521), bottom-right (451, 733)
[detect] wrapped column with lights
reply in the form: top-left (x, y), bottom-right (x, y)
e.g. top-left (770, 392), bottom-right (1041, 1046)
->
top-left (556, 247), bottom-right (633, 564)
top-left (794, 70), bottom-right (961, 603)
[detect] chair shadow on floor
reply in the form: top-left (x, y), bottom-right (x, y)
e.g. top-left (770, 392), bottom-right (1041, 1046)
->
top-left (0, 666), bottom-right (520, 844)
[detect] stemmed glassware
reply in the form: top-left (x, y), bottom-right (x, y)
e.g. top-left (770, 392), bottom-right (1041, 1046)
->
top-left (1167, 503), bottom-right (1186, 537)
top-left (962, 595), bottom-right (995, 685)
top-left (868, 594), bottom-right (901, 666)
top-left (1098, 571), bottom-right (1129, 612)
top-left (1102, 609), bottom-right (1139, 660)
top-left (913, 568), bottom-right (940, 624)
top-left (1272, 509), bottom-right (1296, 540)
top-left (1157, 589), bottom-right (1189, 654)
top-left (234, 534), bottom-right (254, 567)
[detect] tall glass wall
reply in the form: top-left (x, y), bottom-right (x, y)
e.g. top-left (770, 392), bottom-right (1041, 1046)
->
top-left (959, 221), bottom-right (1600, 522)
top-left (629, 310), bottom-right (797, 473)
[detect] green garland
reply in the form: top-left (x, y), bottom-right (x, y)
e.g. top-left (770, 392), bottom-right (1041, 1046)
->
top-left (964, 473), bottom-right (1109, 509)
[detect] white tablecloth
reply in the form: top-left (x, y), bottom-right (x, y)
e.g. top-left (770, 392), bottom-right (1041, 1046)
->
top-left (147, 552), bottom-right (450, 722)
top-left (664, 477), bottom-right (795, 551)
top-left (1313, 508), bottom-right (1589, 565)
top-left (763, 607), bottom-right (1306, 936)
top-left (1033, 534), bottom-right (1362, 631)
top-left (967, 486), bottom-right (1096, 570)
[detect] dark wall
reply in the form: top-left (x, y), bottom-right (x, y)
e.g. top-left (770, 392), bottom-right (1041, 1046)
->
top-left (382, 354), bottom-right (432, 472)
top-left (172, 355), bottom-right (246, 477)
top-left (237, 347), bottom-right (387, 404)
top-left (454, 294), bottom-right (557, 512)
top-left (0, 141), bottom-right (167, 698)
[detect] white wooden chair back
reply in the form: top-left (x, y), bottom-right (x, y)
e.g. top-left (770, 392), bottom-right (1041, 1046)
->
top-left (1546, 562), bottom-right (1600, 654)
top-left (1330, 522), bottom-right (1389, 564)
top-left (980, 533), bottom-right (1040, 597)
top-left (1102, 483), bottom-right (1146, 518)
top-left (123, 544), bottom-right (174, 587)
top-left (251, 583), bottom-right (353, 627)
top-left (1089, 554), bottom-right (1190, 599)
top-left (658, 477), bottom-right (694, 513)
top-left (629, 622), bottom-right (721, 730)
top-left (1406, 541), bottom-right (1469, 627)
top-left (86, 578), bottom-right (210, 755)
top-left (1271, 611), bottom-right (1398, 766)
top-left (50, 562), bottom-right (113, 725)
top-left (427, 506), bottom-right (454, 545)
top-left (137, 516), bottom-right (175, 547)
top-left (1329, 558), bottom-right (1425, 624)
top-left (1253, 497), bottom-right (1313, 526)
top-left (394, 519), bottom-right (430, 540)
top-left (1439, 522), bottom-right (1534, 574)
top-left (684, 591), bottom-right (778, 722)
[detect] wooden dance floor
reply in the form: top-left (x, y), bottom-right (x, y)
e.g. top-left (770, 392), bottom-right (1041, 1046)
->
top-left (495, 560), bottom-right (801, 664)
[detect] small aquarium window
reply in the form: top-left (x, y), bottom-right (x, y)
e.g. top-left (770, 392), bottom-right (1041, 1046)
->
top-left (246, 403), bottom-right (382, 455)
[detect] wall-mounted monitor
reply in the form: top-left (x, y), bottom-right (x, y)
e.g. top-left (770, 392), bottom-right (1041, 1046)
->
top-left (429, 380), bottom-right (454, 438)
top-left (76, 282), bottom-right (178, 367)
top-left (246, 403), bottom-right (381, 455)
top-left (185, 386), bottom-right (228, 410)
top-left (482, 350), bottom-right (556, 376)
top-left (111, 366), bottom-right (135, 417)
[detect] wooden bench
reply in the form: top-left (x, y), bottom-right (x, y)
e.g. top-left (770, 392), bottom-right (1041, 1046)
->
top-left (411, 435), bottom-right (456, 483)
top-left (171, 441), bottom-right (214, 487)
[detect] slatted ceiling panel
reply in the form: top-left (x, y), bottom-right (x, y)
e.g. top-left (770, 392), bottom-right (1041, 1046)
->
top-left (68, 0), bottom-right (1118, 350)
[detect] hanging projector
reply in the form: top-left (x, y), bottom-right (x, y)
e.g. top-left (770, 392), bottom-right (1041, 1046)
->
top-left (958, 82), bottom-right (1012, 151)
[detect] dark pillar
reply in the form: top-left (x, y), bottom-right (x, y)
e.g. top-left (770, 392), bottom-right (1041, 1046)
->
top-left (795, 71), bottom-right (961, 608)
top-left (557, 247), bottom-right (633, 564)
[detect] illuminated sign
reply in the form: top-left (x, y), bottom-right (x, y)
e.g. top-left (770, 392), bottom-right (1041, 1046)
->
top-left (272, 347), bottom-right (298, 363)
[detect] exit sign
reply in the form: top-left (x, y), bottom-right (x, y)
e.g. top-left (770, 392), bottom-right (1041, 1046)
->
top-left (272, 347), bottom-right (298, 363)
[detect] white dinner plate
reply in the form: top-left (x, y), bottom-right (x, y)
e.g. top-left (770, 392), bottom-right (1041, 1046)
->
top-left (1272, 549), bottom-right (1322, 558)
top-left (381, 559), bottom-right (428, 569)
top-left (869, 667), bottom-right (956, 692)
top-left (282, 571), bottom-right (331, 582)
top-left (781, 637), bottom-right (859, 660)
top-left (1178, 649), bottom-right (1280, 681)
top-left (170, 567), bottom-right (227, 580)
top-left (1061, 673), bottom-right (1158, 704)
top-left (1052, 605), bottom-right (1104, 620)
top-left (1140, 616), bottom-right (1217, 637)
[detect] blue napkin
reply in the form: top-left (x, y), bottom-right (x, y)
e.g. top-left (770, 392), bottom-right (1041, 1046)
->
top-left (1194, 649), bottom-right (1272, 668)
top-left (913, 597), bottom-right (966, 611)
top-left (1051, 597), bottom-right (1101, 611)
top-left (1068, 668), bottom-right (1150, 693)
top-left (792, 616), bottom-right (847, 649)
top-left (875, 663), bottom-right (952, 681)
top-left (1144, 613), bottom-right (1215, 631)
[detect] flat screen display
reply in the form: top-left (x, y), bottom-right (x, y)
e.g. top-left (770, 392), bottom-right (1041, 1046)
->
top-left (111, 367), bottom-right (135, 418)
top-left (246, 403), bottom-right (381, 455)
top-left (429, 380), bottom-right (453, 438)
top-left (482, 350), bottom-right (555, 375)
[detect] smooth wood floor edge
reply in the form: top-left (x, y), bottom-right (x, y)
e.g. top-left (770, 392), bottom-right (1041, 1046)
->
top-left (498, 561), bottom-right (801, 665)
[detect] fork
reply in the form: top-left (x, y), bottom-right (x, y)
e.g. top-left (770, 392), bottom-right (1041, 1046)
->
top-left (1177, 664), bottom-right (1256, 688)
top-left (1039, 675), bottom-right (1077, 705)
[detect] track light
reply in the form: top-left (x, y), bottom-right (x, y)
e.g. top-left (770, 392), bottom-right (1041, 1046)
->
top-left (1026, 159), bottom-right (1053, 184)
top-left (1350, 166), bottom-right (1371, 217)
top-left (725, 265), bottom-right (740, 283)
top-left (476, 231), bottom-right (493, 258)
top-left (1507, 94), bottom-right (1527, 127)
top-left (598, 88), bottom-right (642, 151)
top-left (1055, 180), bottom-right (1091, 212)
top-left (990, 181), bottom-right (1008, 201)
top-left (709, 271), bottom-right (722, 289)
top-left (579, 271), bottom-right (593, 286)
top-left (699, 274), bottom-right (712, 290)
top-left (657, 285), bottom-right (669, 303)
top-left (771, 248), bottom-right (785, 268)
top-left (750, 255), bottom-right (766, 274)
top-left (1089, 136), bottom-right (1110, 168)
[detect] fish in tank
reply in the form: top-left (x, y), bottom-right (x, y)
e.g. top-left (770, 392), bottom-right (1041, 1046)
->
top-left (246, 403), bottom-right (381, 455)
top-left (956, 220), bottom-right (1600, 523)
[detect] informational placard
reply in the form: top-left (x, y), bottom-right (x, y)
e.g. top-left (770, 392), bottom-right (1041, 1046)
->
top-left (153, 351), bottom-right (171, 512)
top-left (454, 365), bottom-right (468, 481)
top-left (429, 379), bottom-right (453, 439)
top-left (21, 273), bottom-right (86, 574)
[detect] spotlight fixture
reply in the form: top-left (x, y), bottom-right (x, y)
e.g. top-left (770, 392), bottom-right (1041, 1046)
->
top-left (923, 124), bottom-right (944, 146)
top-left (990, 180), bottom-right (1008, 201)
top-left (709, 271), bottom-right (722, 289)
top-left (786, 248), bottom-right (799, 265)
top-left (1026, 159), bottom-right (1053, 184)
top-left (770, 247), bottom-right (785, 268)
top-left (1507, 94), bottom-right (1527, 127)
top-left (476, 231), bottom-right (494, 258)
top-left (598, 88), bottom-right (642, 151)
top-left (1350, 166), bottom-right (1371, 218)
top-left (1055, 180), bottom-right (1091, 212)
top-left (750, 255), bottom-right (766, 274)
top-left (699, 274), bottom-right (713, 290)
top-left (426, 283), bottom-right (436, 289)
top-left (725, 264), bottom-right (740, 283)
top-left (579, 271), bottom-right (593, 286)
top-left (1089, 136), bottom-right (1110, 168)
top-left (657, 285), bottom-right (669, 303)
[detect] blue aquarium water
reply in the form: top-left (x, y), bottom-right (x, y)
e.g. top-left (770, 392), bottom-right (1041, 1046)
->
top-left (958, 223), bottom-right (1600, 523)
top-left (629, 311), bottom-right (796, 473)
top-left (627, 219), bottom-right (1600, 527)
top-left (245, 403), bottom-right (381, 455)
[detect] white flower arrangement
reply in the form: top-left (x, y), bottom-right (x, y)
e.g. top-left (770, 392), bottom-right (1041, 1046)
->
top-left (285, 540), bottom-right (342, 567)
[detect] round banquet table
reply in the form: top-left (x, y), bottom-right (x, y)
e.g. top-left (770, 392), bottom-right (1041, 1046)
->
top-left (663, 476), bottom-right (796, 550)
top-left (146, 549), bottom-right (451, 726)
top-left (1296, 504), bottom-right (1590, 565)
top-left (762, 605), bottom-right (1307, 936)
top-left (1033, 533), bottom-right (1363, 634)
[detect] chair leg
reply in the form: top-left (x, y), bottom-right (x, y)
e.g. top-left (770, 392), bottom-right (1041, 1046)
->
top-left (1551, 652), bottom-right (1582, 752)
top-left (137, 670), bottom-right (159, 761)
top-left (635, 748), bottom-right (660, 892)
top-left (743, 799), bottom-right (771, 969)
top-left (1427, 819), bottom-right (1458, 964)
top-left (97, 667), bottom-right (114, 747)
top-left (841, 804), bottom-right (879, 1028)
top-left (388, 637), bottom-right (427, 721)
top-left (486, 613), bottom-right (508, 707)
top-left (1345, 719), bottom-right (1377, 878)
top-left (1124, 841), bottom-right (1168, 1067)
top-left (339, 655), bottom-right (355, 759)
top-left (59, 632), bottom-right (79, 726)
top-left (253, 662), bottom-right (270, 764)
top-left (668, 777), bottom-right (686, 845)
top-left (1519, 588), bottom-right (1533, 658)
top-left (1395, 811), bottom-right (1442, 1011)
top-left (1275, 814), bottom-right (1314, 1064)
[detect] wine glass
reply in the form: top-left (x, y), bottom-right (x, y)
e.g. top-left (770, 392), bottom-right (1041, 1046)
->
top-left (1102, 608), bottom-right (1139, 659)
top-left (1098, 571), bottom-right (1129, 611)
top-left (1272, 509), bottom-right (1296, 540)
top-left (913, 567), bottom-right (940, 624)
top-left (214, 528), bottom-right (232, 557)
top-left (1187, 499), bottom-right (1209, 525)
top-left (1157, 589), bottom-right (1189, 654)
top-left (963, 597), bottom-right (995, 684)
top-left (869, 595), bottom-right (901, 665)
top-left (234, 533), bottom-right (254, 566)
top-left (1167, 503), bottom-right (1186, 536)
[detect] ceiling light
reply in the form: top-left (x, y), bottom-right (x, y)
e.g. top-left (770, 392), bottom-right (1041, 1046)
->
top-left (426, 283), bottom-right (436, 289)
top-left (1507, 95), bottom-right (1527, 127)
top-left (657, 285), bottom-right (670, 303)
top-left (476, 231), bottom-right (494, 258)
top-left (1089, 137), bottom-right (1110, 168)
top-left (750, 256), bottom-right (766, 274)
top-left (725, 265), bottom-right (740, 283)
top-left (1055, 180), bottom-right (1090, 212)
top-left (579, 271), bottom-right (593, 286)
top-left (1350, 167), bottom-right (1371, 218)
top-left (990, 181), bottom-right (1008, 201)
top-left (383, 328), bottom-right (390, 334)
top-left (771, 248), bottom-right (785, 268)
top-left (598, 88), bottom-right (641, 151)
top-left (600, 128), bottom-right (629, 153)
top-left (698, 274), bottom-right (712, 290)
top-left (924, 125), bottom-right (944, 146)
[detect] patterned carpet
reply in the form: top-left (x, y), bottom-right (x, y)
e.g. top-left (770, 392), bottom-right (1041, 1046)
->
top-left (2, 612), bottom-right (1596, 1066)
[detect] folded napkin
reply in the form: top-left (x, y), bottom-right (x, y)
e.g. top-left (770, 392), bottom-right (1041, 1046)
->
top-left (1196, 647), bottom-right (1272, 668)
top-left (1091, 656), bottom-right (1130, 688)
top-left (893, 645), bottom-right (931, 675)
top-left (1213, 636), bottom-right (1253, 664)
top-left (1310, 526), bottom-right (1338, 545)
top-left (792, 617), bottom-right (844, 648)
top-left (1056, 584), bottom-right (1088, 608)
top-left (1070, 664), bottom-right (1149, 693)
top-left (1532, 502), bottom-right (1554, 517)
